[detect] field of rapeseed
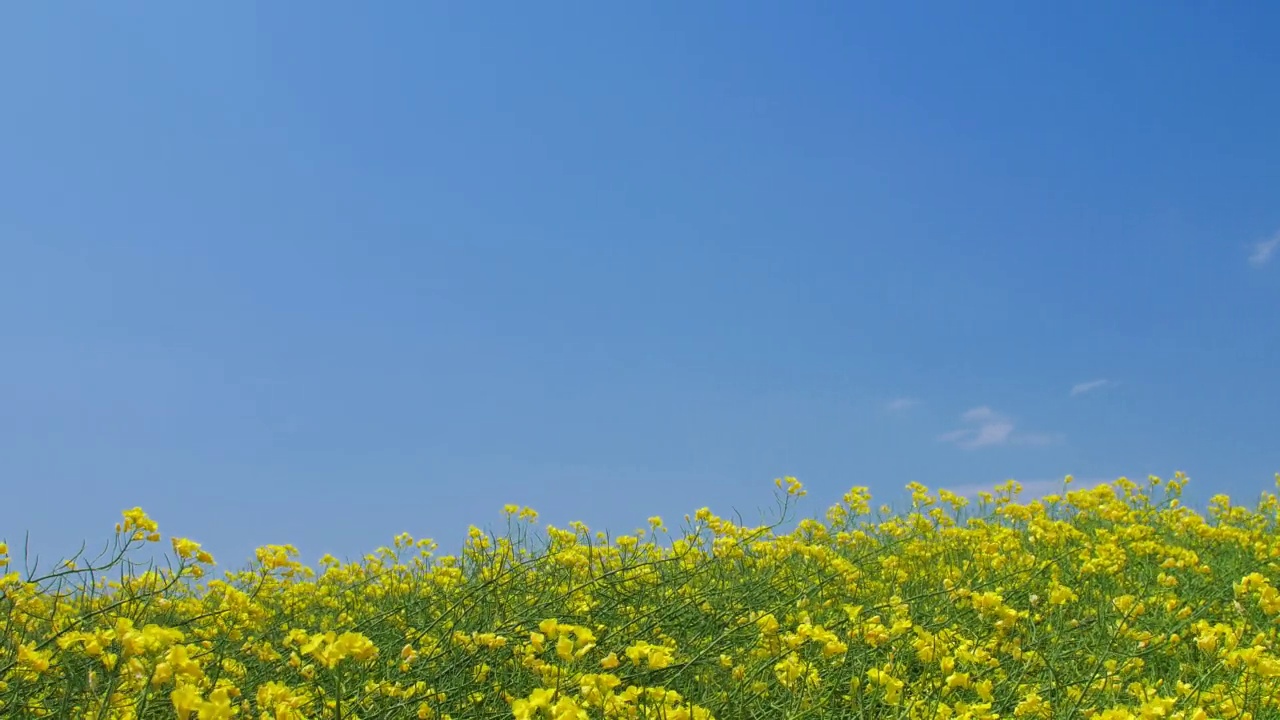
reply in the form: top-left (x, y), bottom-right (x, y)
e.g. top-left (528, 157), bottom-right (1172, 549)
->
top-left (3, 474), bottom-right (1280, 720)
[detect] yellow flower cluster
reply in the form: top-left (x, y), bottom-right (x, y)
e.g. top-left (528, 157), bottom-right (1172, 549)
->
top-left (1, 473), bottom-right (1279, 720)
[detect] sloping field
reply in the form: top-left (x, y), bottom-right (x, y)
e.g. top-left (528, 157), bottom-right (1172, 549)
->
top-left (3, 473), bottom-right (1279, 719)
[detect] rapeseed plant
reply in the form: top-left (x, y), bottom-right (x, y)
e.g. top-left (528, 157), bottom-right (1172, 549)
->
top-left (1, 473), bottom-right (1279, 719)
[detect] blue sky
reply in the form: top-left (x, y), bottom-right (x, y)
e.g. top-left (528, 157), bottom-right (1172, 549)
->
top-left (2, 3), bottom-right (1278, 570)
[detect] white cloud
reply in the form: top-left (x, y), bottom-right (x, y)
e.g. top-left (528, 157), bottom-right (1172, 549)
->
top-left (885, 397), bottom-right (920, 413)
top-left (940, 476), bottom-right (1110, 500)
top-left (961, 406), bottom-right (999, 422)
top-left (1070, 379), bottom-right (1110, 397)
top-left (1248, 232), bottom-right (1280, 268)
top-left (938, 406), bottom-right (1061, 449)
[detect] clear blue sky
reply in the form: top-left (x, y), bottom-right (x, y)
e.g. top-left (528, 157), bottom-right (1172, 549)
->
top-left (3, 4), bottom-right (1278, 570)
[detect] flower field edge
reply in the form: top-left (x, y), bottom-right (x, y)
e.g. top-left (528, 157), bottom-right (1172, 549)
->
top-left (2, 472), bottom-right (1280, 720)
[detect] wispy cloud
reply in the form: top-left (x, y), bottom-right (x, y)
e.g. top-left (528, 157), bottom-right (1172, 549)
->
top-left (1070, 379), bottom-right (1110, 397)
top-left (885, 397), bottom-right (920, 414)
top-left (1249, 232), bottom-right (1280, 268)
top-left (939, 406), bottom-right (1014, 448)
top-left (940, 476), bottom-right (1111, 500)
top-left (938, 406), bottom-right (1062, 449)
